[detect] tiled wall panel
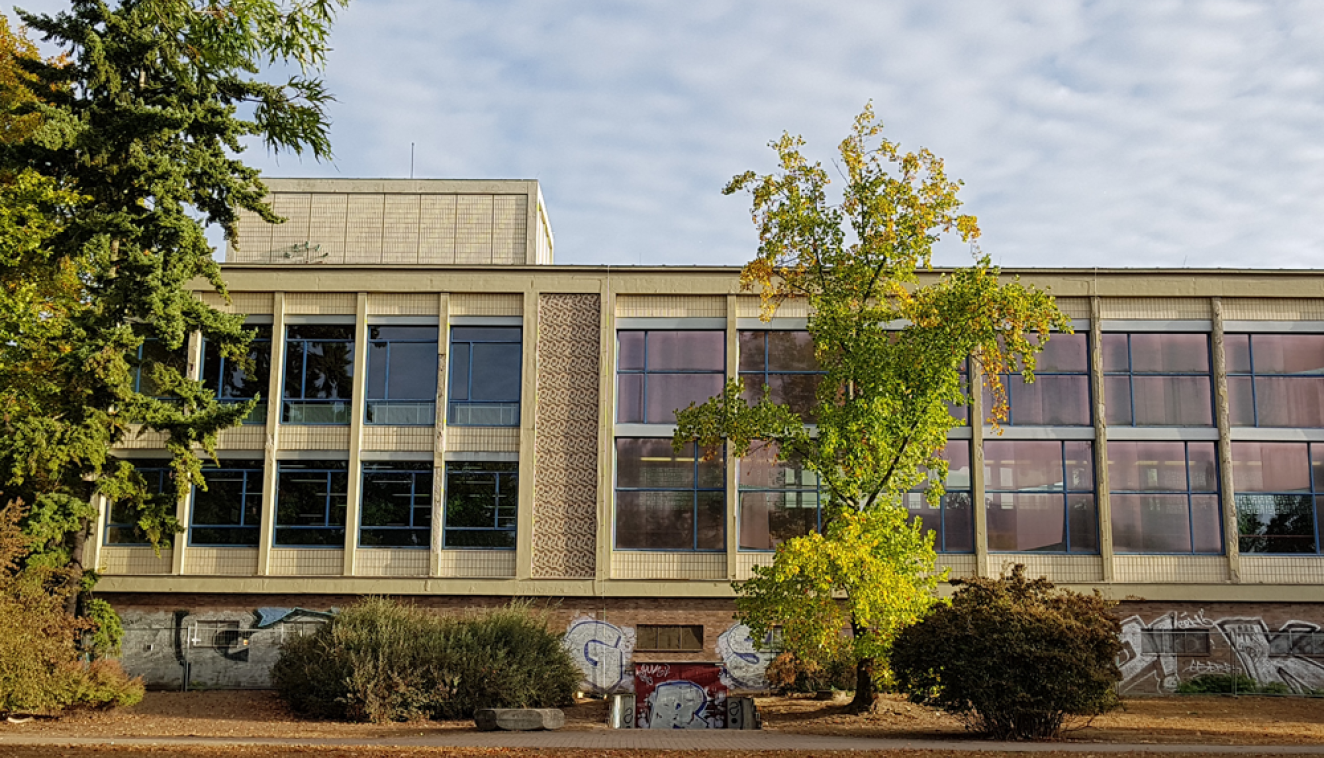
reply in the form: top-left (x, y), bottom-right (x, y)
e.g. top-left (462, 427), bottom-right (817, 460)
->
top-left (367, 294), bottom-right (439, 316)
top-left (617, 296), bottom-right (726, 318)
top-left (610, 552), bottom-right (727, 580)
top-left (216, 426), bottom-right (265, 451)
top-left (343, 194), bottom-right (386, 263)
top-left (307, 193), bottom-right (348, 264)
top-left (114, 427), bottom-right (170, 450)
top-left (183, 547), bottom-right (259, 576)
top-left (267, 549), bottom-right (344, 576)
top-left (735, 552), bottom-right (774, 580)
top-left (446, 426), bottom-right (520, 452)
top-left (418, 195), bottom-right (458, 264)
top-left (1240, 557), bottom-right (1324, 585)
top-left (356, 549), bottom-right (429, 577)
top-left (450, 294), bottom-right (522, 317)
top-left (1100, 297), bottom-right (1211, 320)
top-left (436, 550), bottom-right (516, 578)
top-left (1053, 297), bottom-right (1091, 320)
top-left (1222, 298), bottom-right (1324, 320)
top-left (100, 547), bottom-right (172, 575)
top-left (491, 196), bottom-right (528, 265)
top-left (284, 293), bottom-right (355, 315)
top-left (989, 554), bottom-right (1104, 583)
top-left (381, 195), bottom-right (422, 263)
top-left (1113, 555), bottom-right (1229, 584)
top-left (938, 554), bottom-right (978, 580)
top-left (279, 426), bottom-right (351, 451)
top-left (362, 426), bottom-right (434, 451)
top-left (735, 296), bottom-right (809, 319)
top-left (455, 195), bottom-right (494, 264)
top-left (197, 292), bottom-right (275, 315)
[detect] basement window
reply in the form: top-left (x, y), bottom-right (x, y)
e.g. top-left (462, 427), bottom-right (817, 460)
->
top-left (635, 624), bottom-right (703, 652)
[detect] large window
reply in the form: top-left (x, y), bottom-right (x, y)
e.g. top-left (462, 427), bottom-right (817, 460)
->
top-left (617, 331), bottom-right (724, 424)
top-left (448, 327), bottom-right (521, 426)
top-left (190, 460), bottom-right (264, 546)
top-left (738, 331), bottom-right (822, 420)
top-left (106, 461), bottom-right (171, 545)
top-left (615, 438), bottom-right (724, 551)
top-left (983, 334), bottom-right (1090, 426)
top-left (201, 326), bottom-right (271, 425)
top-left (366, 326), bottom-right (438, 425)
top-left (283, 325), bottom-right (355, 425)
top-left (443, 462), bottom-right (517, 548)
top-left (1227, 334), bottom-right (1324, 427)
top-left (738, 443), bottom-right (820, 551)
top-left (1103, 333), bottom-right (1212, 426)
top-left (274, 460), bottom-right (348, 546)
top-left (904, 441), bottom-right (975, 553)
top-left (1231, 442), bottom-right (1323, 554)
top-left (1108, 442), bottom-right (1221, 554)
top-left (131, 338), bottom-right (186, 400)
top-left (361, 462), bottom-right (433, 547)
top-left (985, 440), bottom-right (1097, 553)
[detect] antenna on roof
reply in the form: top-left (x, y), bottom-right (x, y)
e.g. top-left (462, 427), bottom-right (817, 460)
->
top-left (410, 142), bottom-right (415, 179)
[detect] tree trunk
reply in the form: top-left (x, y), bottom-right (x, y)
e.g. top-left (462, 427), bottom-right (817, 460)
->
top-left (64, 517), bottom-right (89, 617)
top-left (848, 657), bottom-right (876, 713)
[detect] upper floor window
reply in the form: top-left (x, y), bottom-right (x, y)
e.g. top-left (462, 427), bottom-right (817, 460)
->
top-left (201, 326), bottom-right (271, 425)
top-left (1109, 441), bottom-right (1221, 554)
top-left (443, 461), bottom-right (517, 548)
top-left (361, 461), bottom-right (433, 548)
top-left (615, 438), bottom-right (724, 551)
top-left (1227, 334), bottom-right (1324, 428)
top-left (274, 460), bottom-right (348, 546)
top-left (738, 331), bottom-right (823, 420)
top-left (904, 440), bottom-right (975, 553)
top-left (983, 334), bottom-right (1090, 426)
top-left (984, 440), bottom-right (1097, 553)
top-left (190, 460), bottom-right (264, 547)
top-left (366, 326), bottom-right (438, 426)
top-left (617, 331), bottom-right (724, 424)
top-left (283, 325), bottom-right (354, 425)
top-left (1231, 442), bottom-right (1324, 554)
top-left (738, 442), bottom-right (820, 551)
top-left (106, 461), bottom-right (172, 545)
top-left (1103, 333), bottom-right (1212, 426)
top-left (131, 338), bottom-right (186, 400)
top-left (448, 327), bottom-right (521, 427)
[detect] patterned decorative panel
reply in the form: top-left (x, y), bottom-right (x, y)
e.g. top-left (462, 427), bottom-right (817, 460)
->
top-left (279, 426), bottom-right (351, 451)
top-left (1112, 555), bottom-right (1229, 584)
top-left (267, 548), bottom-right (344, 576)
top-left (988, 554), bottom-right (1104, 583)
top-left (436, 550), bottom-right (516, 578)
top-left (343, 194), bottom-right (386, 263)
top-left (418, 194), bottom-right (458, 264)
top-left (617, 296), bottom-right (726, 318)
top-left (736, 552), bottom-right (774, 580)
top-left (446, 426), bottom-right (520, 452)
top-left (1100, 298), bottom-right (1211, 320)
top-left (491, 195), bottom-right (529, 265)
top-left (183, 547), bottom-right (259, 576)
top-left (356, 548), bottom-right (429, 577)
top-left (735, 297), bottom-right (810, 319)
top-left (938, 554), bottom-right (978, 580)
top-left (1053, 297), bottom-right (1091, 320)
top-left (1222, 299), bottom-right (1324, 320)
top-left (1240, 557), bottom-right (1324, 584)
top-left (450, 294), bottom-right (522, 317)
top-left (99, 547), bottom-right (172, 575)
top-left (532, 294), bottom-right (601, 578)
top-left (284, 293), bottom-right (355, 315)
top-left (114, 427), bottom-right (170, 450)
top-left (196, 292), bottom-right (275, 315)
top-left (610, 552), bottom-right (727, 580)
top-left (367, 294), bottom-right (440, 316)
top-left (362, 426), bottom-right (434, 451)
top-left (455, 195), bottom-right (495, 264)
top-left (216, 426), bottom-right (265, 451)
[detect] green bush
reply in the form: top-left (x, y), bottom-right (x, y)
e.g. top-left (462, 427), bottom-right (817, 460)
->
top-left (891, 565), bottom-right (1122, 740)
top-left (765, 650), bottom-right (856, 693)
top-left (1176, 673), bottom-right (1290, 695)
top-left (272, 598), bottom-right (579, 722)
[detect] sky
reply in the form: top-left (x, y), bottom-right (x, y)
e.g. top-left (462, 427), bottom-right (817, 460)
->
top-left (14, 1), bottom-right (1324, 269)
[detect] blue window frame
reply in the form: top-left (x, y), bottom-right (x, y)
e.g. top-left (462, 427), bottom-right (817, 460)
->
top-left (982, 333), bottom-right (1091, 426)
top-left (443, 462), bottom-right (517, 548)
top-left (617, 331), bottom-right (725, 424)
top-left (282, 325), bottom-right (355, 425)
top-left (738, 442), bottom-right (820, 551)
top-left (361, 462), bottom-right (433, 548)
top-left (201, 326), bottom-right (272, 425)
top-left (275, 460), bottom-right (349, 546)
top-left (190, 460), bottom-right (264, 547)
top-left (1109, 441), bottom-right (1221, 554)
top-left (904, 440), bottom-right (975, 553)
top-left (615, 438), bottom-right (725, 551)
top-left (448, 327), bottom-right (521, 426)
top-left (1102, 333), bottom-right (1213, 427)
top-left (738, 331), bottom-right (824, 421)
top-left (366, 326), bottom-right (438, 426)
top-left (106, 461), bottom-right (172, 545)
top-left (1227, 334), bottom-right (1324, 428)
top-left (984, 440), bottom-right (1098, 553)
top-left (1232, 442), bottom-right (1324, 554)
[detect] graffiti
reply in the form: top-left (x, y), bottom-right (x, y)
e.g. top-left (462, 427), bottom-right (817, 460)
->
top-left (254, 606), bottom-right (337, 629)
top-left (563, 617), bottom-right (635, 694)
top-left (716, 623), bottom-right (778, 690)
top-left (634, 663), bottom-right (727, 729)
top-left (1216, 618), bottom-right (1324, 694)
top-left (1185, 660), bottom-right (1232, 676)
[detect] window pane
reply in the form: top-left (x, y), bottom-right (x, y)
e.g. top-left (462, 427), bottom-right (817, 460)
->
top-left (303, 342), bottom-right (354, 400)
top-left (1225, 334), bottom-right (1252, 373)
top-left (445, 472), bottom-right (498, 528)
top-left (1068, 494), bottom-right (1098, 552)
top-left (288, 325), bottom-right (353, 340)
top-left (1131, 376), bottom-right (1212, 426)
top-left (1035, 334), bottom-right (1088, 372)
top-left (616, 374), bottom-right (644, 423)
top-left (617, 438), bottom-right (695, 488)
top-left (282, 342), bottom-right (305, 400)
top-left (1232, 442), bottom-right (1310, 492)
top-left (1101, 334), bottom-right (1129, 372)
top-left (451, 327), bottom-right (520, 343)
top-left (1007, 375), bottom-right (1091, 425)
top-left (448, 344), bottom-right (470, 402)
top-left (1254, 377), bottom-right (1324, 427)
top-left (1104, 376), bottom-right (1132, 426)
top-left (986, 492), bottom-right (1065, 552)
top-left (740, 444), bottom-right (818, 489)
top-left (1227, 376), bottom-right (1255, 426)
top-left (739, 491), bottom-right (818, 550)
top-left (985, 441), bottom-right (1065, 491)
top-left (1064, 442), bottom-right (1094, 491)
top-left (766, 331), bottom-right (816, 372)
top-left (370, 326), bottom-right (436, 341)
top-left (469, 343), bottom-right (522, 402)
top-left (905, 492), bottom-right (944, 549)
top-left (646, 332), bottom-right (724, 371)
top-left (1130, 333), bottom-right (1209, 373)
top-left (765, 374), bottom-right (821, 419)
top-left (361, 472), bottom-right (418, 527)
top-left (1237, 494), bottom-right (1316, 553)
top-left (738, 332), bottom-right (765, 373)
top-left (942, 492), bottom-right (975, 552)
top-left (618, 332), bottom-right (645, 371)
top-left (366, 341), bottom-right (388, 399)
top-left (386, 341), bottom-right (438, 400)
top-left (1191, 495), bottom-right (1223, 553)
top-left (643, 373), bottom-right (724, 424)
top-left (1111, 494), bottom-right (1192, 553)
top-left (1250, 335), bottom-right (1324, 375)
top-left (696, 492), bottom-right (725, 550)
top-left (615, 490), bottom-right (696, 550)
top-left (446, 529), bottom-right (515, 549)
top-left (1109, 442), bottom-right (1190, 492)
top-left (1188, 443), bottom-right (1218, 492)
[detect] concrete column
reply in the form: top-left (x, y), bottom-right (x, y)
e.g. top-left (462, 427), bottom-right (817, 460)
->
top-left (342, 293), bottom-right (369, 575)
top-left (514, 290), bottom-right (539, 580)
top-left (172, 330), bottom-right (206, 575)
top-left (1211, 297), bottom-right (1241, 583)
top-left (256, 293), bottom-right (286, 576)
top-left (595, 283), bottom-right (617, 583)
top-left (1090, 297), bottom-right (1114, 583)
top-left (430, 293), bottom-right (450, 577)
top-left (725, 295), bottom-right (740, 580)
top-left (970, 357), bottom-right (988, 578)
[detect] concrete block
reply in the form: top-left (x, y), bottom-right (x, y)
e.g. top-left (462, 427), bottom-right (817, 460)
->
top-left (473, 708), bottom-right (565, 731)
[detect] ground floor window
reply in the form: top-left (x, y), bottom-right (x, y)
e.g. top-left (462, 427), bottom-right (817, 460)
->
top-left (984, 440), bottom-right (1098, 553)
top-left (1232, 442), bottom-right (1324, 554)
top-left (1109, 441), bottom-right (1221, 554)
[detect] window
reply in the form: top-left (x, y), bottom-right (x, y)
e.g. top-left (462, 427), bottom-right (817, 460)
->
top-left (201, 326), bottom-right (272, 425)
top-left (274, 460), bottom-right (348, 546)
top-left (1141, 629), bottom-right (1211, 656)
top-left (1271, 631), bottom-right (1324, 657)
top-left (985, 440), bottom-right (1097, 553)
top-left (982, 333), bottom-right (1091, 426)
top-left (190, 460), bottom-right (263, 546)
top-left (444, 462), bottom-right (518, 548)
top-left (1103, 333), bottom-right (1212, 426)
top-left (131, 338), bottom-right (186, 400)
top-left (366, 326), bottom-right (438, 425)
top-left (738, 331), bottom-right (823, 420)
top-left (106, 461), bottom-right (172, 545)
top-left (360, 462), bottom-right (433, 548)
top-left (738, 443), bottom-right (821, 551)
top-left (1231, 442), bottom-right (1324, 554)
top-left (283, 325), bottom-right (355, 424)
top-left (635, 624), bottom-right (703, 652)
top-left (904, 440), bottom-right (975, 553)
top-left (1109, 442), bottom-right (1221, 554)
top-left (1227, 334), bottom-right (1324, 427)
top-left (615, 438), bottom-right (724, 550)
top-left (448, 327), bottom-right (521, 426)
top-left (617, 331), bottom-right (724, 424)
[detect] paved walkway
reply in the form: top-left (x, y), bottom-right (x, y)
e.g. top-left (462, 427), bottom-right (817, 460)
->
top-left (1, 731), bottom-right (1323, 753)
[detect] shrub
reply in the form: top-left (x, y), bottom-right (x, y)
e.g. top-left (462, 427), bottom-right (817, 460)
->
top-left (891, 565), bottom-right (1122, 740)
top-left (272, 597), bottom-right (579, 722)
top-left (765, 651), bottom-right (856, 693)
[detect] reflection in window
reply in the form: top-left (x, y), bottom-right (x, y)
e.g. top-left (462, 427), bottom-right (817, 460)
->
top-left (738, 331), bottom-right (823, 420)
top-left (190, 460), bottom-right (263, 546)
top-left (1227, 334), bottom-right (1324, 428)
top-left (617, 331), bottom-right (725, 424)
top-left (132, 338), bottom-right (187, 400)
top-left (1231, 442), bottom-right (1323, 554)
top-left (982, 334), bottom-right (1091, 426)
top-left (984, 440), bottom-right (1097, 553)
top-left (283, 325), bottom-right (355, 425)
top-left (275, 460), bottom-right (348, 546)
top-left (201, 326), bottom-right (271, 425)
top-left (106, 461), bottom-right (172, 545)
top-left (1108, 442), bottom-right (1221, 554)
top-left (738, 443), bottom-right (820, 551)
top-left (615, 438), bottom-right (724, 551)
top-left (904, 441), bottom-right (975, 553)
top-left (444, 462), bottom-right (517, 548)
top-left (361, 462), bottom-right (432, 547)
top-left (1103, 333), bottom-right (1212, 426)
top-left (366, 326), bottom-right (438, 426)
top-left (448, 327), bottom-right (521, 427)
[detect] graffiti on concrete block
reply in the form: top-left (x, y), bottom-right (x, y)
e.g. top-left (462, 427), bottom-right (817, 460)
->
top-left (634, 663), bottom-right (726, 729)
top-left (716, 623), bottom-right (778, 690)
top-left (563, 617), bottom-right (635, 694)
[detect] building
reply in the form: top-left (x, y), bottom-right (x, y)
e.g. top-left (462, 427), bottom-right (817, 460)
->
top-left (98, 178), bottom-right (1324, 694)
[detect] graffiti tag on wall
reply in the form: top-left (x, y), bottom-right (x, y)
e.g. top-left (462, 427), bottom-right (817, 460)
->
top-left (634, 663), bottom-right (727, 729)
top-left (563, 617), bottom-right (636, 694)
top-left (715, 623), bottom-right (777, 690)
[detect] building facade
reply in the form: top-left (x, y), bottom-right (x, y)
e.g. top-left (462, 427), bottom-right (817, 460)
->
top-left (99, 178), bottom-right (1324, 694)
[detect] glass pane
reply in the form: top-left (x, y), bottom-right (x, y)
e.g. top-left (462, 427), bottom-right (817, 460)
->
top-left (1237, 494), bottom-right (1316, 553)
top-left (190, 527), bottom-right (259, 546)
top-left (369, 326), bottom-right (436, 341)
top-left (943, 492), bottom-right (975, 552)
top-left (643, 373), bottom-right (724, 424)
top-left (1034, 333), bottom-right (1088, 372)
top-left (1130, 333), bottom-right (1209, 373)
top-left (1101, 334), bottom-right (1129, 372)
top-left (740, 443), bottom-right (818, 489)
top-left (303, 341), bottom-right (354, 400)
top-left (1064, 441), bottom-right (1095, 491)
top-left (766, 331), bottom-right (816, 372)
top-left (1231, 442), bottom-right (1310, 492)
top-left (1249, 335), bottom-right (1324, 375)
top-left (738, 332), bottom-right (765, 373)
top-left (1227, 376), bottom-right (1255, 426)
top-left (1130, 376), bottom-right (1212, 426)
top-left (192, 473), bottom-right (247, 526)
top-left (360, 528), bottom-right (430, 548)
top-left (451, 327), bottom-right (520, 343)
top-left (1225, 334), bottom-right (1252, 373)
top-left (1188, 443), bottom-right (1218, 492)
top-left (448, 344), bottom-right (470, 402)
top-left (1313, 444), bottom-right (1324, 492)
top-left (739, 491), bottom-right (818, 550)
top-left (446, 529), bottom-right (515, 549)
top-left (361, 472), bottom-right (415, 527)
top-left (274, 527), bottom-right (345, 546)
top-left (288, 325), bottom-right (353, 341)
top-left (646, 331), bottom-right (724, 371)
top-left (985, 441), bottom-right (1065, 491)
top-left (696, 492), bottom-right (725, 550)
top-left (766, 374), bottom-right (821, 420)
top-left (469, 343), bottom-right (522, 402)
top-left (617, 439), bottom-right (695, 488)
top-left (282, 342), bottom-right (305, 399)
top-left (616, 374), bottom-right (644, 423)
top-left (366, 341), bottom-right (388, 399)
top-left (1067, 494), bottom-right (1098, 552)
top-left (986, 492), bottom-right (1065, 552)
top-left (615, 490), bottom-right (695, 550)
top-left (618, 332), bottom-right (645, 371)
top-left (277, 472), bottom-right (331, 527)
top-left (905, 491), bottom-right (943, 550)
top-left (1191, 495), bottom-right (1223, 554)
top-left (1109, 442), bottom-right (1189, 492)
top-left (1254, 377), bottom-right (1324, 427)
top-left (445, 472), bottom-right (497, 528)
top-left (386, 341), bottom-right (438, 400)
top-left (1104, 375), bottom-right (1132, 426)
top-left (1007, 375), bottom-right (1090, 425)
top-left (1111, 494), bottom-right (1192, 553)
top-left (943, 440), bottom-right (971, 490)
